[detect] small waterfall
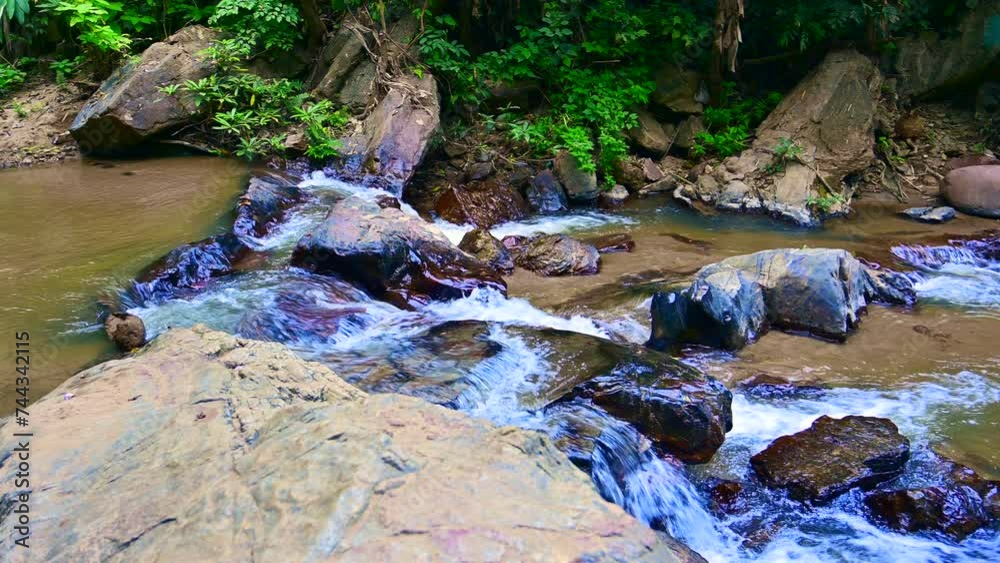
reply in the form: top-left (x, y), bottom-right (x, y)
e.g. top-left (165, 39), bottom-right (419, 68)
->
top-left (892, 237), bottom-right (1000, 309)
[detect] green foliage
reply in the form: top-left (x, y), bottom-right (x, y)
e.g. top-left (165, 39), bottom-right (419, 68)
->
top-left (39, 0), bottom-right (131, 56)
top-left (691, 87), bottom-right (782, 158)
top-left (877, 135), bottom-right (906, 166)
top-left (175, 39), bottom-right (347, 161)
top-left (807, 192), bottom-right (846, 214)
top-left (50, 55), bottom-right (85, 83)
top-left (0, 62), bottom-right (26, 95)
top-left (765, 137), bottom-right (805, 174)
top-left (209, 0), bottom-right (301, 53)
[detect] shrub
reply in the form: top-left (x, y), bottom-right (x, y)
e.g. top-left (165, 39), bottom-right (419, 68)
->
top-left (209, 0), bottom-right (302, 53)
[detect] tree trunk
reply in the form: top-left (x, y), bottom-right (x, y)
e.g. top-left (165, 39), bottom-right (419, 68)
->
top-left (299, 0), bottom-right (327, 50)
top-left (709, 0), bottom-right (745, 104)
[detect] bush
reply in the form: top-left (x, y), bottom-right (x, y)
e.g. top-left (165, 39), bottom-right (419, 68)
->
top-left (0, 63), bottom-right (26, 95)
top-left (691, 87), bottom-right (782, 158)
top-left (209, 0), bottom-right (302, 53)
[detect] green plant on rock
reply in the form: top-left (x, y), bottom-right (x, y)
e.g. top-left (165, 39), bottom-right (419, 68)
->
top-left (209, 0), bottom-right (302, 53)
top-left (765, 137), bottom-right (805, 174)
top-left (807, 192), bottom-right (846, 214)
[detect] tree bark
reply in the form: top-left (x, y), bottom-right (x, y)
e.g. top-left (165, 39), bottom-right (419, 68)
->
top-left (299, 0), bottom-right (327, 50)
top-left (709, 0), bottom-right (745, 104)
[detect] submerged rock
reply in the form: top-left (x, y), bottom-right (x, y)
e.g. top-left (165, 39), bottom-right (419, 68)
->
top-left (750, 415), bottom-right (911, 502)
top-left (511, 234), bottom-right (601, 276)
top-left (524, 170), bottom-right (570, 214)
top-left (0, 326), bottom-right (693, 562)
top-left (942, 165), bottom-right (1000, 219)
top-left (584, 233), bottom-right (636, 253)
top-left (675, 50), bottom-right (881, 225)
top-left (599, 184), bottom-right (630, 208)
top-left (649, 248), bottom-right (915, 350)
top-left (736, 373), bottom-right (827, 399)
top-left (103, 312), bottom-right (146, 351)
top-left (865, 486), bottom-right (989, 540)
top-left (233, 174), bottom-right (302, 238)
top-left (514, 328), bottom-right (733, 464)
top-left (458, 228), bottom-right (515, 275)
top-left (900, 206), bottom-right (956, 224)
top-left (434, 180), bottom-right (529, 228)
top-left (70, 26), bottom-right (220, 155)
top-left (291, 196), bottom-right (505, 308)
top-left (131, 233), bottom-right (252, 303)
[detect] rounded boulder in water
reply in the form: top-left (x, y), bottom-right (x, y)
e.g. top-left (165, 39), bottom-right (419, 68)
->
top-left (104, 313), bottom-right (146, 351)
top-left (942, 165), bottom-right (1000, 218)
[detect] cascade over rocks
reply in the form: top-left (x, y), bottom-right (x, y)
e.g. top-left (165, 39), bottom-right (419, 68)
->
top-left (941, 165), bottom-right (1000, 218)
top-left (649, 248), bottom-right (915, 351)
top-left (510, 328), bottom-right (733, 464)
top-left (510, 233), bottom-right (601, 276)
top-left (675, 50), bottom-right (882, 226)
top-left (291, 196), bottom-right (505, 308)
top-left (750, 415), bottom-right (911, 503)
top-left (233, 174), bottom-right (303, 238)
top-left (70, 26), bottom-right (221, 155)
top-left (0, 326), bottom-right (696, 562)
top-left (130, 233), bottom-right (253, 304)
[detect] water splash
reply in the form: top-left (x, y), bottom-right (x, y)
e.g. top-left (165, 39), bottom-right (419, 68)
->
top-left (892, 238), bottom-right (1000, 309)
top-left (435, 211), bottom-right (637, 245)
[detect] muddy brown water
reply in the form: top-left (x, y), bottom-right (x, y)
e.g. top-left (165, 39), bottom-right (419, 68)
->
top-left (0, 157), bottom-right (249, 409)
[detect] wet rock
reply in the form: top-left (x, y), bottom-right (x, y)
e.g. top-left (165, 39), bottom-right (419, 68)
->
top-left (434, 180), bottom-right (529, 228)
top-left (70, 26), bottom-right (221, 155)
top-left (630, 109), bottom-right (673, 155)
top-left (750, 415), bottom-right (911, 502)
top-left (513, 328), bottom-right (733, 464)
top-left (374, 194), bottom-right (401, 209)
top-left (865, 486), bottom-right (989, 540)
top-left (131, 233), bottom-right (252, 303)
top-left (737, 373), bottom-right (826, 399)
top-left (600, 184), bottom-right (630, 208)
top-left (651, 68), bottom-right (706, 115)
top-left (893, 2), bottom-right (1000, 100)
top-left (103, 313), bottom-right (146, 351)
top-left (458, 229), bottom-right (515, 275)
top-left (649, 248), bottom-right (915, 351)
top-left (708, 479), bottom-right (746, 514)
top-left (900, 206), bottom-right (956, 223)
top-left (944, 154), bottom-right (1000, 172)
top-left (512, 234), bottom-right (601, 276)
top-left (554, 150), bottom-right (599, 203)
top-left (524, 170), bottom-right (570, 214)
top-left (291, 196), bottom-right (505, 308)
top-left (465, 160), bottom-right (494, 181)
top-left (942, 165), bottom-right (1000, 219)
top-left (508, 162), bottom-right (534, 190)
top-left (675, 50), bottom-right (881, 226)
top-left (345, 73), bottom-right (440, 187)
top-left (0, 326), bottom-right (689, 562)
top-left (583, 233), bottom-right (636, 253)
top-left (233, 175), bottom-right (302, 238)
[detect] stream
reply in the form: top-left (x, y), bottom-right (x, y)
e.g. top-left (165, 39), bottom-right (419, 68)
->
top-left (4, 161), bottom-right (999, 561)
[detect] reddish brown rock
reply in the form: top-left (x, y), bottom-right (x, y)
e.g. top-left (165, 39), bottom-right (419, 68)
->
top-left (435, 180), bottom-right (529, 228)
top-left (944, 154), bottom-right (1000, 172)
top-left (104, 313), bottom-right (146, 351)
top-left (865, 486), bottom-right (989, 540)
top-left (512, 234), bottom-right (601, 276)
top-left (458, 229), bottom-right (515, 275)
top-left (942, 165), bottom-right (1000, 218)
top-left (584, 233), bottom-right (636, 254)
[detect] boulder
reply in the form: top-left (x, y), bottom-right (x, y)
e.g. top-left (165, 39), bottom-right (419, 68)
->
top-left (599, 184), bottom-right (630, 208)
top-left (345, 73), bottom-right (440, 188)
top-left (893, 2), bottom-right (1000, 100)
top-left (0, 326), bottom-right (693, 562)
top-left (103, 312), bottom-right (146, 351)
top-left (944, 154), bottom-right (1000, 172)
top-left (511, 234), bottom-right (601, 276)
top-left (130, 233), bottom-right (253, 304)
top-left (458, 229), bottom-right (515, 275)
top-left (900, 206), bottom-right (956, 223)
top-left (674, 115), bottom-right (706, 150)
top-left (941, 165), bottom-right (1000, 218)
top-left (465, 161), bottom-right (494, 182)
top-left (651, 68), bottom-right (706, 115)
top-left (554, 150), bottom-right (599, 203)
top-left (309, 19), bottom-right (369, 98)
top-left (675, 50), bottom-right (881, 226)
top-left (511, 328), bottom-right (733, 464)
top-left (336, 58), bottom-right (377, 113)
top-left (649, 248), bottom-right (915, 350)
top-left (434, 180), bottom-right (529, 228)
top-left (630, 109), bottom-right (673, 155)
top-left (69, 26), bottom-right (221, 155)
top-left (750, 415), bottom-right (911, 502)
top-left (865, 486), bottom-right (989, 540)
top-left (583, 233), bottom-right (636, 253)
top-left (233, 174), bottom-right (302, 239)
top-left (525, 170), bottom-right (570, 214)
top-left (291, 196), bottom-right (505, 308)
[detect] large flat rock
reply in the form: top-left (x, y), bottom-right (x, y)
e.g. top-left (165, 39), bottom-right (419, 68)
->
top-left (0, 326), bottom-right (695, 562)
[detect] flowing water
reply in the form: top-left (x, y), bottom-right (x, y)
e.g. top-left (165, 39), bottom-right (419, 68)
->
top-left (4, 163), bottom-right (1000, 561)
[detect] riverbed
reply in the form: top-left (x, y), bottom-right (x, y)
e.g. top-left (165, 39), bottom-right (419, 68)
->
top-left (3, 162), bottom-right (998, 562)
